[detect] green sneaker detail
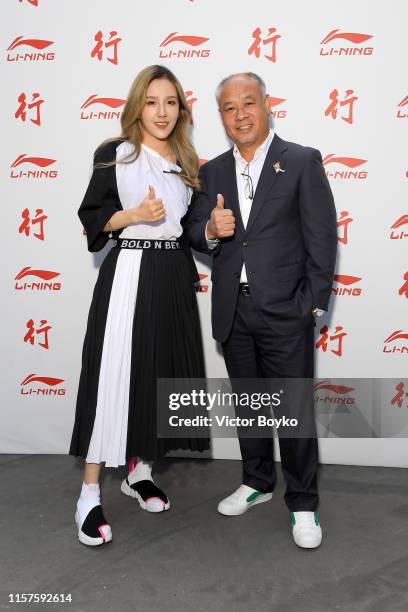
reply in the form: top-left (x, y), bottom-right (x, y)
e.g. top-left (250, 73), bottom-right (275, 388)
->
top-left (290, 512), bottom-right (296, 526)
top-left (246, 491), bottom-right (264, 503)
top-left (314, 512), bottom-right (319, 526)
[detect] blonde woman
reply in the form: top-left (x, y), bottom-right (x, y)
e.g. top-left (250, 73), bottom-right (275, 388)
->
top-left (70, 65), bottom-right (208, 546)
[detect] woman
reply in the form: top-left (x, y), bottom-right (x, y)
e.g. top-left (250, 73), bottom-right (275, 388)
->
top-left (69, 65), bottom-right (208, 546)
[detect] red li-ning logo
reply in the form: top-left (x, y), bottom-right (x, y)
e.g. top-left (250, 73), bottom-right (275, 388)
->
top-left (332, 274), bottom-right (362, 297)
top-left (15, 92), bottom-right (44, 125)
top-left (383, 331), bottom-right (408, 355)
top-left (399, 272), bottom-right (408, 299)
top-left (91, 31), bottom-right (122, 65)
top-left (314, 379), bottom-right (356, 406)
top-left (322, 155), bottom-right (367, 180)
top-left (248, 27), bottom-right (281, 63)
top-left (397, 96), bottom-right (408, 119)
top-left (159, 33), bottom-right (210, 59)
top-left (10, 154), bottom-right (57, 179)
top-left (320, 29), bottom-right (374, 56)
top-left (337, 211), bottom-right (353, 245)
top-left (316, 325), bottom-right (347, 357)
top-left (268, 97), bottom-right (287, 119)
top-left (14, 267), bottom-right (61, 291)
top-left (19, 0), bottom-right (39, 5)
top-left (196, 273), bottom-right (209, 293)
top-left (391, 382), bottom-right (408, 408)
top-left (389, 214), bottom-right (408, 240)
top-left (325, 89), bottom-right (358, 124)
top-left (6, 36), bottom-right (55, 62)
top-left (18, 208), bottom-right (48, 241)
top-left (80, 95), bottom-right (126, 120)
top-left (20, 373), bottom-right (66, 397)
top-left (185, 91), bottom-right (197, 123)
top-left (24, 319), bottom-right (52, 349)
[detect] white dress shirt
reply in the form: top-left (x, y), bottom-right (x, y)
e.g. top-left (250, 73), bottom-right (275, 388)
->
top-left (206, 129), bottom-right (275, 283)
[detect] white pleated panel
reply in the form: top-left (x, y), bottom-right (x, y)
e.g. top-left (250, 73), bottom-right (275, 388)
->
top-left (86, 249), bottom-right (142, 467)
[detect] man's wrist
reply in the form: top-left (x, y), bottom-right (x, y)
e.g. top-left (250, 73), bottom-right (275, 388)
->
top-left (312, 307), bottom-right (325, 317)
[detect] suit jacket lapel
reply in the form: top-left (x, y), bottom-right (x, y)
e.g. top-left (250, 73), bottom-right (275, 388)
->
top-left (245, 134), bottom-right (288, 234)
top-left (218, 150), bottom-right (245, 235)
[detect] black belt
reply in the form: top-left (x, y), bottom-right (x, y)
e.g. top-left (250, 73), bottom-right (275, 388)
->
top-left (113, 238), bottom-right (182, 250)
top-left (239, 283), bottom-right (251, 296)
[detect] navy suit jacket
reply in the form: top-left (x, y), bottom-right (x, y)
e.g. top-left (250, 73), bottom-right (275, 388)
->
top-left (184, 134), bottom-right (338, 343)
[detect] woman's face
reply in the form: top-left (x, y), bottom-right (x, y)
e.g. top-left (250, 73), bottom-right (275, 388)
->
top-left (140, 78), bottom-right (180, 143)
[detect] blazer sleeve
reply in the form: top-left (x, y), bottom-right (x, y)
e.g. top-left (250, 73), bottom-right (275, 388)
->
top-left (182, 166), bottom-right (217, 256)
top-left (78, 141), bottom-right (123, 252)
top-left (298, 148), bottom-right (338, 310)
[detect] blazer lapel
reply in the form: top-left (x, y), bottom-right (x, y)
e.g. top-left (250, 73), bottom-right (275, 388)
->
top-left (218, 150), bottom-right (245, 235)
top-left (245, 134), bottom-right (288, 234)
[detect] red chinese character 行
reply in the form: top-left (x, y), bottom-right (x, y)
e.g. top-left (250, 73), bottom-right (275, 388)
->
top-left (184, 90), bottom-right (197, 124)
top-left (248, 27), bottom-right (281, 63)
top-left (391, 382), bottom-right (407, 408)
top-left (24, 319), bottom-right (52, 349)
top-left (15, 92), bottom-right (44, 126)
top-left (18, 208), bottom-right (48, 241)
top-left (337, 211), bottom-right (353, 245)
top-left (325, 89), bottom-right (358, 125)
top-left (398, 272), bottom-right (408, 298)
top-left (316, 325), bottom-right (347, 357)
top-left (91, 30), bottom-right (122, 65)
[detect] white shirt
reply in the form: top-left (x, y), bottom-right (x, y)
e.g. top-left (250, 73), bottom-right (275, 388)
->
top-left (116, 142), bottom-right (192, 240)
top-left (207, 129), bottom-right (275, 283)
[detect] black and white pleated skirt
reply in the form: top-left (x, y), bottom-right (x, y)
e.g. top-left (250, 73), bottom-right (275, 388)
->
top-left (69, 244), bottom-right (209, 466)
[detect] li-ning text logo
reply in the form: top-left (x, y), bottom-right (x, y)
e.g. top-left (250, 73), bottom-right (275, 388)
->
top-left (6, 36), bottom-right (55, 62)
top-left (389, 215), bottom-right (408, 240)
top-left (316, 325), bottom-right (348, 357)
top-left (14, 267), bottom-right (61, 291)
top-left (397, 96), bottom-right (408, 119)
top-left (10, 154), bottom-right (57, 179)
top-left (196, 273), bottom-right (209, 293)
top-left (332, 274), bottom-right (362, 297)
top-left (269, 97), bottom-right (287, 119)
top-left (80, 95), bottom-right (126, 120)
top-left (323, 155), bottom-right (367, 180)
top-left (383, 331), bottom-right (408, 355)
top-left (159, 33), bottom-right (210, 59)
top-left (314, 380), bottom-right (355, 406)
top-left (20, 374), bottom-right (65, 396)
top-left (320, 29), bottom-right (373, 56)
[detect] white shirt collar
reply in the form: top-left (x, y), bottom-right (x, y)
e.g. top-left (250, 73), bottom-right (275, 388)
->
top-left (233, 129), bottom-right (275, 165)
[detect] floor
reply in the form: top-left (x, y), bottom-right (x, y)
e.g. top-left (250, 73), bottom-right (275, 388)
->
top-left (0, 455), bottom-right (407, 612)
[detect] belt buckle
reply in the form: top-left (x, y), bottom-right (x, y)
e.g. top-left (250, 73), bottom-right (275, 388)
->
top-left (241, 283), bottom-right (250, 296)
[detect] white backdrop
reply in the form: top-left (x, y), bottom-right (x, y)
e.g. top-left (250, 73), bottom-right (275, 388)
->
top-left (2, 0), bottom-right (407, 466)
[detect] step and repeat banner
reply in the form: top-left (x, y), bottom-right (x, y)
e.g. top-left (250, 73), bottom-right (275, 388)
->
top-left (1, 0), bottom-right (407, 466)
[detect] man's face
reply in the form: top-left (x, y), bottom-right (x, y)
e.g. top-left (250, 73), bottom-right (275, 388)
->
top-left (218, 76), bottom-right (270, 151)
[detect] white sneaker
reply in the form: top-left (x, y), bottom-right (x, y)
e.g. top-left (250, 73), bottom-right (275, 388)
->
top-left (217, 485), bottom-right (273, 516)
top-left (291, 511), bottom-right (322, 549)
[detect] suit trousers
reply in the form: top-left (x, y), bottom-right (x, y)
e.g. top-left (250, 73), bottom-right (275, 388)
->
top-left (221, 291), bottom-right (319, 511)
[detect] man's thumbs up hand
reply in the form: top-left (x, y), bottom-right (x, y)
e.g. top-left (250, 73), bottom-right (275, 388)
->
top-left (206, 193), bottom-right (235, 240)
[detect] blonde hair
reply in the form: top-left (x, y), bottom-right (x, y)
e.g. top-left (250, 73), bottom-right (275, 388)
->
top-left (96, 65), bottom-right (200, 189)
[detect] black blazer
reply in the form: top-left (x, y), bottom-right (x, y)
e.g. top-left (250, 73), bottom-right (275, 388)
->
top-left (185, 134), bottom-right (338, 342)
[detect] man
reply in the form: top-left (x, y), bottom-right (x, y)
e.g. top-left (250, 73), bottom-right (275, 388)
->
top-left (185, 73), bottom-right (337, 548)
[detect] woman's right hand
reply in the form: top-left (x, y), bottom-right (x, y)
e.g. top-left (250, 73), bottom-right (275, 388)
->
top-left (130, 186), bottom-right (165, 224)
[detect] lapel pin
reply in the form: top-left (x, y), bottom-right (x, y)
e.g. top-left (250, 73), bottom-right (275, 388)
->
top-left (273, 161), bottom-right (285, 174)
